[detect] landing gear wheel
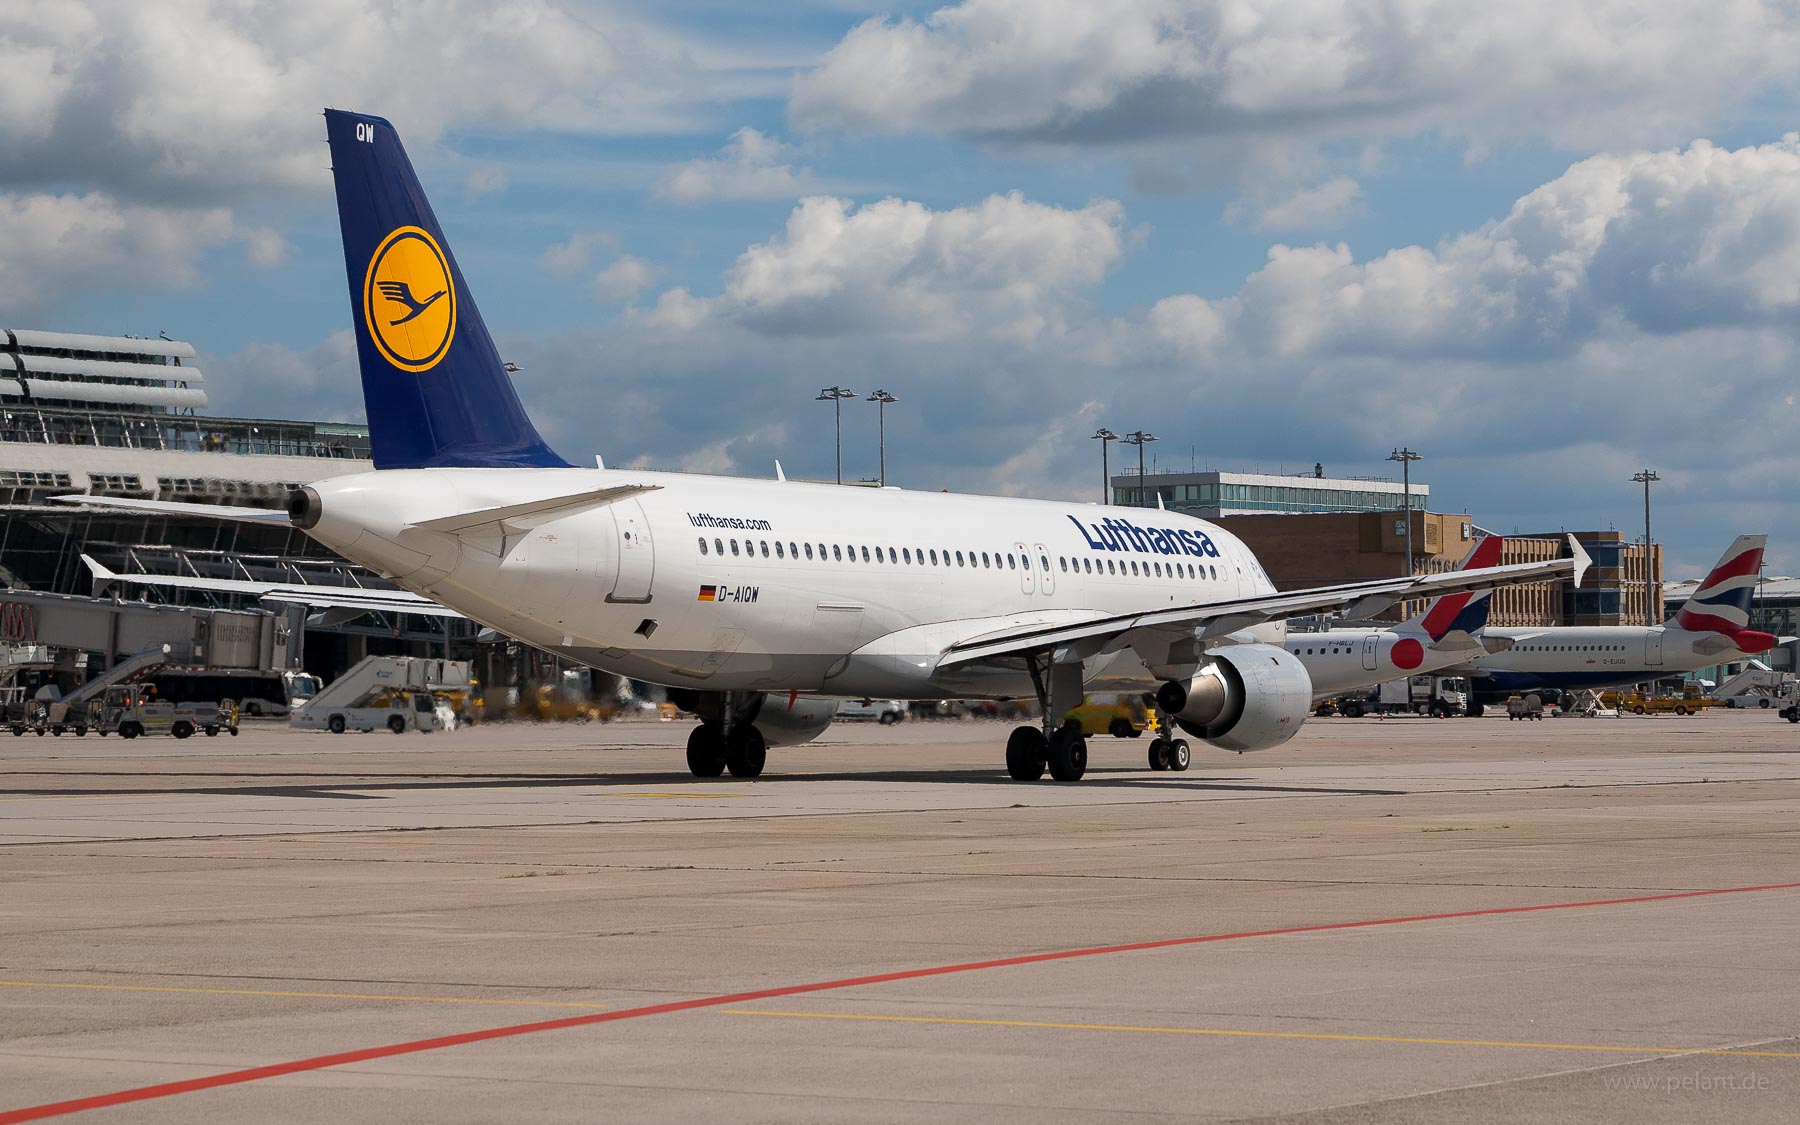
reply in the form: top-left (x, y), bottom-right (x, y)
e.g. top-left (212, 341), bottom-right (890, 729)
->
top-left (1147, 739), bottom-right (1169, 771)
top-left (1167, 739), bottom-right (1190, 771)
top-left (1046, 725), bottom-right (1087, 783)
top-left (1005, 725), bottom-right (1047, 781)
top-left (724, 725), bottom-right (767, 778)
top-left (686, 725), bottom-right (726, 778)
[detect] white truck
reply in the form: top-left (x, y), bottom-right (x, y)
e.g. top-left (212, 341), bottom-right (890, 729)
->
top-left (290, 656), bottom-right (469, 735)
top-left (1328, 675), bottom-right (1469, 718)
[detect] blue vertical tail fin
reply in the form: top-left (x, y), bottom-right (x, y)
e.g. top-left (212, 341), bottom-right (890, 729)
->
top-left (324, 109), bottom-right (568, 470)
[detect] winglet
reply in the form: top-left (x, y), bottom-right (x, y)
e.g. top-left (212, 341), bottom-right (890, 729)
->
top-left (1566, 534), bottom-right (1591, 589)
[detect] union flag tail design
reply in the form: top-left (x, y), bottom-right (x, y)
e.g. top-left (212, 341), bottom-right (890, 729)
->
top-left (1413, 535), bottom-right (1504, 642)
top-left (1674, 535), bottom-right (1766, 634)
top-left (324, 109), bottom-right (568, 470)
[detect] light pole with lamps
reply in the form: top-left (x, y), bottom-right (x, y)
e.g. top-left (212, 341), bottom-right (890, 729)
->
top-left (1123, 431), bottom-right (1157, 506)
top-left (866, 390), bottom-right (897, 487)
top-left (815, 386), bottom-right (856, 484)
top-left (1388, 447), bottom-right (1422, 580)
top-left (1631, 469), bottom-right (1660, 625)
top-left (1091, 428), bottom-right (1117, 505)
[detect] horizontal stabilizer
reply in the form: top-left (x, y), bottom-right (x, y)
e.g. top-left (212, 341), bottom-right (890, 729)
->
top-left (81, 556), bottom-right (461, 620)
top-left (56, 495), bottom-right (292, 525)
top-left (408, 484), bottom-right (660, 535)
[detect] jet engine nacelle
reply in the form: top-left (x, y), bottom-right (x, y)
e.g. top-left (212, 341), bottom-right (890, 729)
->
top-left (1156, 643), bottom-right (1312, 753)
top-left (746, 693), bottom-right (839, 746)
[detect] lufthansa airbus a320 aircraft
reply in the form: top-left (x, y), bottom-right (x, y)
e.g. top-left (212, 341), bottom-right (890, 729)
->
top-left (70, 110), bottom-right (1585, 783)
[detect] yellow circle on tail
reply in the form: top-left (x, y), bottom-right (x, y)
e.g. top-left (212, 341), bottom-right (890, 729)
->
top-left (363, 226), bottom-right (457, 372)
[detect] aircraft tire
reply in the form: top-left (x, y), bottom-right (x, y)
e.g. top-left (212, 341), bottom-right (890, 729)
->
top-left (686, 725), bottom-right (727, 777)
top-left (1147, 739), bottom-right (1169, 771)
top-left (1167, 740), bottom-right (1191, 771)
top-left (725, 726), bottom-right (767, 779)
top-left (1005, 726), bottom-right (1046, 781)
top-left (1047, 726), bottom-right (1087, 783)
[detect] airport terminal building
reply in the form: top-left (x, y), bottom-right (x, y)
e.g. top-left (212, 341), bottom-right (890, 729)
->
top-left (0, 328), bottom-right (462, 687)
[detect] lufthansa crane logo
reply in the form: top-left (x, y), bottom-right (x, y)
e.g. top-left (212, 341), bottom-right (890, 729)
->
top-left (363, 226), bottom-right (457, 372)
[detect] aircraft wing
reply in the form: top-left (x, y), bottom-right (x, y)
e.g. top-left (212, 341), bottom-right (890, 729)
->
top-left (938, 540), bottom-right (1589, 668)
top-left (81, 555), bottom-right (464, 620)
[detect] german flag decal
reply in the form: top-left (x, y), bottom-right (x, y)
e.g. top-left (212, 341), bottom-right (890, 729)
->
top-left (697, 585), bottom-right (717, 602)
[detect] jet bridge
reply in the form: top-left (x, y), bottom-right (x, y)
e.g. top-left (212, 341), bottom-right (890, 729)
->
top-left (0, 587), bottom-right (289, 672)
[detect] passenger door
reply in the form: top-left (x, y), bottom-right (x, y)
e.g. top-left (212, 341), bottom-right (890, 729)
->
top-left (1013, 541), bottom-right (1034, 595)
top-left (1645, 628), bottom-right (1664, 667)
top-left (608, 500), bottom-right (654, 603)
top-left (1034, 543), bottom-right (1055, 596)
top-left (1362, 634), bottom-right (1379, 671)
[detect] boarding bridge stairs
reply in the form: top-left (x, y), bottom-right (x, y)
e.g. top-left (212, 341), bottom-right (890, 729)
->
top-left (1715, 661), bottom-right (1791, 702)
top-left (44, 644), bottom-right (173, 723)
top-left (303, 656), bottom-right (470, 713)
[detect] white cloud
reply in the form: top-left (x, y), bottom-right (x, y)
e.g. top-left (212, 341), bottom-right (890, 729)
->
top-left (539, 231), bottom-right (617, 280)
top-left (668, 190), bottom-right (1126, 340)
top-left (1149, 136), bottom-right (1800, 363)
top-left (1, 0), bottom-right (714, 203)
top-left (0, 191), bottom-right (281, 318)
top-left (463, 165), bottom-right (508, 201)
top-left (659, 127), bottom-right (812, 204)
top-left (792, 1), bottom-right (1800, 167)
top-left (199, 330), bottom-right (363, 423)
top-left (592, 255), bottom-right (657, 302)
top-left (1229, 176), bottom-right (1362, 232)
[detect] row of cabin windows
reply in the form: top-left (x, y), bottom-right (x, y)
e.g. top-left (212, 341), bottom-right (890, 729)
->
top-left (698, 536), bottom-right (1223, 581)
top-left (1287, 642), bottom-right (1632, 655)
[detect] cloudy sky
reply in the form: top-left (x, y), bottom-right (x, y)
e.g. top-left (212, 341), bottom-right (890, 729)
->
top-left (8, 0), bottom-right (1800, 578)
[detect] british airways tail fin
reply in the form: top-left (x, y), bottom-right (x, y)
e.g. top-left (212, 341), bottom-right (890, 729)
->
top-left (324, 109), bottom-right (568, 470)
top-left (1672, 534), bottom-right (1766, 634)
top-left (1403, 535), bottom-right (1504, 644)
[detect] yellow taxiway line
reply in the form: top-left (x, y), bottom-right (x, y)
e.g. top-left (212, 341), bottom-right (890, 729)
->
top-left (722, 1009), bottom-right (1800, 1058)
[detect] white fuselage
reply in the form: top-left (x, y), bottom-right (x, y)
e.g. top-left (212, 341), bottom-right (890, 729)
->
top-left (300, 468), bottom-right (1286, 699)
top-left (1284, 629), bottom-right (1470, 700)
top-left (1469, 625), bottom-right (1758, 694)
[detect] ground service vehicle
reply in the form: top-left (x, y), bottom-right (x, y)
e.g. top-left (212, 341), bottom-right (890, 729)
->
top-left (1069, 695), bottom-right (1158, 739)
top-left (292, 656), bottom-right (467, 734)
top-left (94, 687), bottom-right (238, 739)
top-left (835, 698), bottom-right (906, 724)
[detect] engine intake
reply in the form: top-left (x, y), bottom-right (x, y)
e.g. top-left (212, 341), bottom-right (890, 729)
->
top-left (1159, 644), bottom-right (1312, 753)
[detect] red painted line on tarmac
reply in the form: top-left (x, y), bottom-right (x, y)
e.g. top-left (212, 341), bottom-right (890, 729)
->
top-left (5, 879), bottom-right (1798, 1123)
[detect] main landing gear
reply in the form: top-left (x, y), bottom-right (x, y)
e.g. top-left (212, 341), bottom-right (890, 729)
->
top-left (1006, 654), bottom-right (1088, 782)
top-left (686, 722), bottom-right (766, 778)
top-left (1146, 734), bottom-right (1190, 772)
top-left (685, 691), bottom-right (766, 779)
